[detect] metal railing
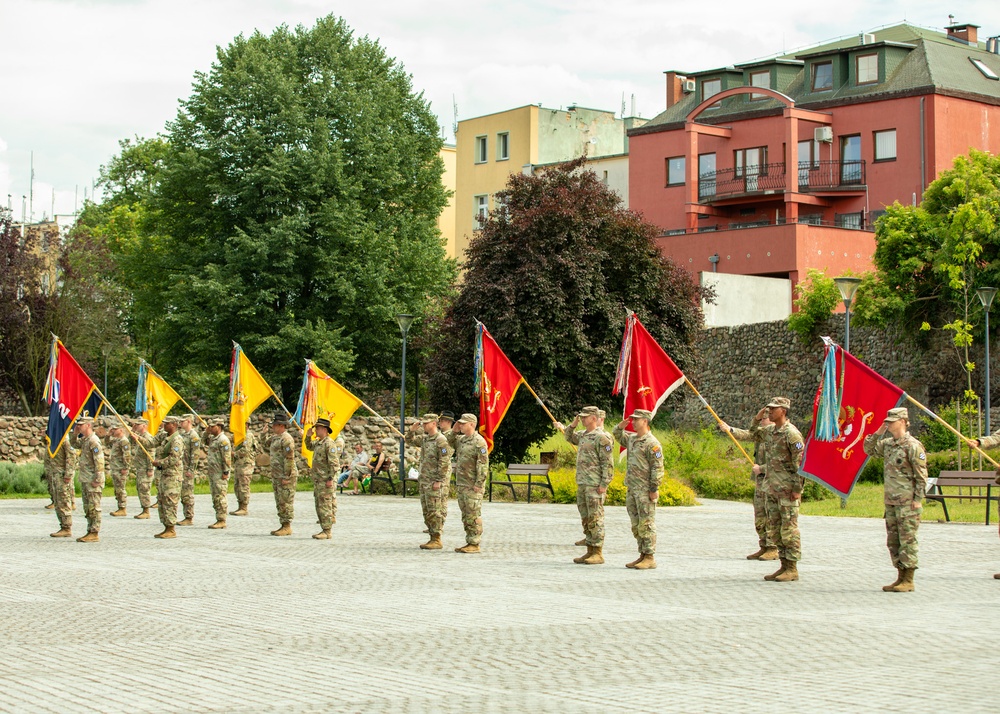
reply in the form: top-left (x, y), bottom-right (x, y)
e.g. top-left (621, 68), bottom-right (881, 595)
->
top-left (699, 160), bottom-right (866, 201)
top-left (662, 213), bottom-right (877, 236)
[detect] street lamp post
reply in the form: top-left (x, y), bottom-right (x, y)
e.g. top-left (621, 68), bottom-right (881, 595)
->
top-left (396, 314), bottom-right (414, 498)
top-left (977, 288), bottom-right (997, 436)
top-left (834, 276), bottom-right (862, 352)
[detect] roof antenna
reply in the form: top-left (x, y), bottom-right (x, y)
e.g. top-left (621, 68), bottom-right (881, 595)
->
top-left (948, 14), bottom-right (955, 25)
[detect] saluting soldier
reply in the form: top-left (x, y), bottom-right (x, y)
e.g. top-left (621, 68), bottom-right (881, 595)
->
top-left (74, 417), bottom-right (105, 543)
top-left (749, 397), bottom-right (805, 582)
top-left (555, 406), bottom-right (615, 565)
top-left (612, 409), bottom-right (664, 570)
top-left (48, 437), bottom-right (79, 538)
top-left (152, 416), bottom-right (185, 539)
top-left (107, 422), bottom-right (132, 517)
top-left (131, 418), bottom-right (156, 519)
top-left (230, 419), bottom-right (257, 516)
top-left (865, 407), bottom-right (928, 592)
top-left (405, 414), bottom-right (452, 549)
top-left (447, 413), bottom-right (489, 553)
top-left (305, 417), bottom-right (338, 540)
top-left (268, 412), bottom-right (298, 536)
top-left (204, 418), bottom-right (232, 529)
top-left (177, 414), bottom-right (201, 526)
top-left (720, 407), bottom-right (778, 561)
top-left (970, 428), bottom-right (1000, 580)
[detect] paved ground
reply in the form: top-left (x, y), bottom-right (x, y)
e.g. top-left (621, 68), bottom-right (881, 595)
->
top-left (1, 493), bottom-right (998, 713)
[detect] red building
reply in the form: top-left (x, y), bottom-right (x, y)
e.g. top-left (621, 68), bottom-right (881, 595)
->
top-left (629, 22), bottom-right (1000, 286)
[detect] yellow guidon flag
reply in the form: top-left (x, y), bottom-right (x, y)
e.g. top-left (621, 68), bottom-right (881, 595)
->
top-left (228, 343), bottom-right (284, 447)
top-left (293, 360), bottom-right (362, 467)
top-left (136, 360), bottom-right (183, 435)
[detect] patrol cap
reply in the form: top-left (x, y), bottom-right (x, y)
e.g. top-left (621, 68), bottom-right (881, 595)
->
top-left (578, 406), bottom-right (601, 418)
top-left (766, 397), bottom-right (791, 410)
top-left (132, 417), bottom-right (149, 426)
top-left (456, 413), bottom-right (478, 425)
top-left (629, 409), bottom-right (655, 421)
top-left (439, 411), bottom-right (455, 422)
top-left (884, 407), bottom-right (910, 423)
top-left (76, 416), bottom-right (94, 426)
top-left (180, 413), bottom-right (195, 423)
top-left (314, 417), bottom-right (332, 431)
top-left (162, 415), bottom-right (180, 425)
top-left (209, 417), bottom-right (227, 427)
top-left (597, 409), bottom-right (606, 419)
top-left (421, 413), bottom-right (439, 424)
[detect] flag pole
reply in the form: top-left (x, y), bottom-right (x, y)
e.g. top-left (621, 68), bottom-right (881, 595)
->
top-left (905, 393), bottom-right (1000, 468)
top-left (91, 384), bottom-right (155, 462)
top-left (522, 380), bottom-right (559, 424)
top-left (684, 378), bottom-right (754, 465)
top-left (360, 401), bottom-right (406, 439)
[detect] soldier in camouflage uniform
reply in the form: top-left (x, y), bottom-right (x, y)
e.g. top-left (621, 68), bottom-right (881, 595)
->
top-left (107, 423), bottom-right (132, 517)
top-left (230, 420), bottom-right (257, 516)
top-left (268, 412), bottom-right (298, 536)
top-left (446, 413), bottom-right (489, 553)
top-left (749, 397), bottom-right (805, 582)
top-left (721, 408), bottom-right (778, 561)
top-left (176, 414), bottom-right (201, 526)
top-left (204, 418), bottom-right (232, 529)
top-left (73, 417), bottom-right (105, 543)
top-left (865, 407), bottom-right (928, 592)
top-left (612, 409), bottom-right (664, 570)
top-left (48, 437), bottom-right (78, 538)
top-left (152, 416), bottom-right (185, 539)
top-left (305, 417), bottom-right (338, 540)
top-left (131, 418), bottom-right (156, 519)
top-left (972, 428), bottom-right (1000, 580)
top-left (555, 406), bottom-right (615, 565)
top-left (405, 414), bottom-right (451, 549)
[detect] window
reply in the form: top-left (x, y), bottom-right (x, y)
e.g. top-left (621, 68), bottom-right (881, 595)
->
top-left (856, 54), bottom-right (878, 85)
top-left (496, 132), bottom-right (509, 161)
top-left (971, 58), bottom-right (999, 80)
top-left (749, 70), bottom-right (770, 99)
top-left (734, 147), bottom-right (767, 177)
top-left (798, 140), bottom-right (819, 187)
top-left (475, 136), bottom-right (488, 164)
top-left (702, 78), bottom-right (721, 106)
top-left (698, 153), bottom-right (716, 198)
top-left (666, 156), bottom-right (685, 186)
top-left (840, 135), bottom-right (862, 184)
top-left (601, 170), bottom-right (609, 185)
top-left (835, 212), bottom-right (864, 230)
top-left (812, 61), bottom-right (833, 91)
top-left (873, 129), bottom-right (896, 161)
top-left (473, 195), bottom-right (488, 229)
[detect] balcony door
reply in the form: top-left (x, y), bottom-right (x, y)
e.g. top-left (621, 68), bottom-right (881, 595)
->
top-left (735, 147), bottom-right (765, 192)
top-left (840, 135), bottom-right (862, 185)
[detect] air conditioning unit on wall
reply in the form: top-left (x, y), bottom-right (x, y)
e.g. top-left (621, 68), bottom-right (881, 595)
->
top-left (814, 126), bottom-right (833, 143)
top-left (683, 79), bottom-right (696, 93)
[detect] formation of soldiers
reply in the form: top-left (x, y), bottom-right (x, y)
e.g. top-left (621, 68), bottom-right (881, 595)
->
top-left (40, 397), bottom-right (995, 591)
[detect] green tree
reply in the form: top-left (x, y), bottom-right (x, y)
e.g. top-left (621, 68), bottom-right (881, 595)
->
top-left (422, 159), bottom-right (707, 463)
top-left (786, 269), bottom-right (842, 341)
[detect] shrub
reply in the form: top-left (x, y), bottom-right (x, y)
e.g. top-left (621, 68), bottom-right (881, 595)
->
top-left (787, 269), bottom-right (842, 342)
top-left (546, 467), bottom-right (697, 507)
top-left (857, 457), bottom-right (884, 484)
top-left (0, 461), bottom-right (48, 496)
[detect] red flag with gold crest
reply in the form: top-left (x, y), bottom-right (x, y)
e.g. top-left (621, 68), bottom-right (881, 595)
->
top-left (474, 322), bottom-right (525, 452)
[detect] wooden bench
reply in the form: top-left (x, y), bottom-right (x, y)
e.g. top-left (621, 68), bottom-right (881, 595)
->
top-left (925, 471), bottom-right (999, 524)
top-left (489, 464), bottom-right (553, 503)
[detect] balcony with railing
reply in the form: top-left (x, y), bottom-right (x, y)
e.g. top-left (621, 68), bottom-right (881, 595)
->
top-left (698, 160), bottom-right (866, 202)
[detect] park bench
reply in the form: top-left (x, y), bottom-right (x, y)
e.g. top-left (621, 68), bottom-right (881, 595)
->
top-left (489, 464), bottom-right (553, 503)
top-left (926, 471), bottom-right (999, 524)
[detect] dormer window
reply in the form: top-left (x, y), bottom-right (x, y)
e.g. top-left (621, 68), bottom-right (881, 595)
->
top-left (749, 70), bottom-right (770, 99)
top-left (702, 78), bottom-right (722, 106)
top-left (856, 53), bottom-right (878, 85)
top-left (812, 61), bottom-right (833, 91)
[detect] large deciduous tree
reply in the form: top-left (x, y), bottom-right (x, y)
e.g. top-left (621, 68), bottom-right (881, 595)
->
top-left (422, 159), bottom-right (707, 463)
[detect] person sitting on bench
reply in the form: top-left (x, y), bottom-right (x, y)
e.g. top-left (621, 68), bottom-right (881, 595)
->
top-left (338, 443), bottom-right (370, 494)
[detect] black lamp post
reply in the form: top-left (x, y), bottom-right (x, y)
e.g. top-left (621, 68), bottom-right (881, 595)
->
top-left (978, 288), bottom-right (997, 435)
top-left (396, 314), bottom-right (414, 498)
top-left (834, 276), bottom-right (862, 352)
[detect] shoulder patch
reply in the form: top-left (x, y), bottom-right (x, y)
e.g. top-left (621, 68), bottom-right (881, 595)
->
top-left (794, 442), bottom-right (804, 450)
top-left (480, 447), bottom-right (487, 455)
top-left (604, 445), bottom-right (612, 452)
top-left (441, 447), bottom-right (448, 454)
top-left (92, 446), bottom-right (100, 454)
top-left (919, 452), bottom-right (926, 460)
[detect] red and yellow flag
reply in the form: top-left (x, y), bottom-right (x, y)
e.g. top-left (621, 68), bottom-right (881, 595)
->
top-left (474, 322), bottom-right (525, 453)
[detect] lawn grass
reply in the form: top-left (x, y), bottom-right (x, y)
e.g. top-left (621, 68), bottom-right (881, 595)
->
top-left (801, 482), bottom-right (996, 524)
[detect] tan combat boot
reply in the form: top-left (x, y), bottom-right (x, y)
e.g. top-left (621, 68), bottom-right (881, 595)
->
top-left (575, 538), bottom-right (587, 547)
top-left (994, 572), bottom-right (1000, 579)
top-left (45, 502), bottom-right (55, 510)
top-left (764, 559), bottom-right (787, 581)
top-left (134, 508), bottom-right (150, 520)
top-left (150, 500), bottom-right (159, 508)
top-left (574, 545), bottom-right (593, 564)
top-left (76, 531), bottom-right (99, 543)
top-left (50, 527), bottom-right (72, 538)
top-left (207, 520), bottom-right (226, 529)
top-left (312, 529), bottom-right (332, 540)
top-left (746, 546), bottom-right (766, 560)
top-left (110, 506), bottom-right (127, 517)
top-left (632, 554), bottom-right (657, 570)
top-left (758, 547), bottom-right (779, 561)
top-left (455, 544), bottom-right (480, 553)
top-left (581, 546), bottom-right (604, 565)
top-left (176, 517), bottom-right (194, 526)
top-left (625, 553), bottom-right (644, 568)
top-left (774, 560), bottom-right (799, 582)
top-left (420, 534), bottom-right (442, 550)
top-left (154, 526), bottom-right (176, 539)
top-left (230, 502), bottom-right (248, 516)
top-left (883, 568), bottom-right (904, 592)
top-left (890, 568), bottom-right (914, 592)
top-left (271, 522), bottom-right (292, 536)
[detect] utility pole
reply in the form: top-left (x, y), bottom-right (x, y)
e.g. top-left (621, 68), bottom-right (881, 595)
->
top-left (29, 151), bottom-right (34, 222)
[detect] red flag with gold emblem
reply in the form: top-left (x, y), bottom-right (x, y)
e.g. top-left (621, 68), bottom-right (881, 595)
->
top-left (612, 312), bottom-right (685, 436)
top-left (474, 322), bottom-right (525, 453)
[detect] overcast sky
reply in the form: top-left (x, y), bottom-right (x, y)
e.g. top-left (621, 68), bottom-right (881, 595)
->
top-left (0, 0), bottom-right (993, 221)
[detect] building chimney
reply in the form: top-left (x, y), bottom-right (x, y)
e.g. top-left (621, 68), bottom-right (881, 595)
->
top-left (665, 71), bottom-right (684, 109)
top-left (946, 22), bottom-right (980, 45)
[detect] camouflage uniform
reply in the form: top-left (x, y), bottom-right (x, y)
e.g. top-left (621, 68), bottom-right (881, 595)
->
top-left (564, 425), bottom-right (615, 547)
top-left (306, 433), bottom-right (339, 531)
top-left (181, 423), bottom-right (201, 521)
top-left (205, 429), bottom-right (232, 522)
top-left (612, 423), bottom-right (665, 555)
top-left (232, 427), bottom-right (257, 511)
top-left (77, 432), bottom-right (106, 535)
top-left (107, 433), bottom-right (132, 509)
top-left (405, 424), bottom-right (451, 536)
top-left (750, 417), bottom-right (805, 562)
top-left (269, 429), bottom-right (298, 524)
top-left (864, 429), bottom-right (928, 570)
top-left (447, 427), bottom-right (489, 546)
top-left (730, 426), bottom-right (773, 549)
top-left (156, 428), bottom-right (185, 527)
top-left (51, 442), bottom-right (79, 530)
top-left (131, 430), bottom-right (156, 509)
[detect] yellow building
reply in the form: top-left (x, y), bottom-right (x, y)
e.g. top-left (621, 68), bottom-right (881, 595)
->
top-left (438, 143), bottom-right (457, 258)
top-left (453, 105), bottom-right (633, 263)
